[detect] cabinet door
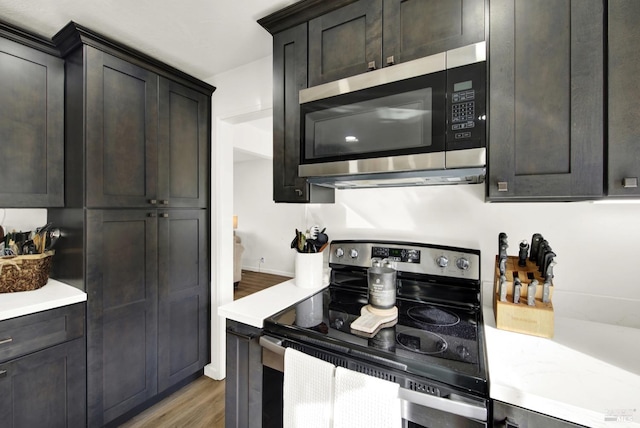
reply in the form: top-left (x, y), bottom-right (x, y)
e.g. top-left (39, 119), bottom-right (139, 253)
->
top-left (0, 36), bottom-right (63, 207)
top-left (86, 209), bottom-right (158, 427)
top-left (608, 0), bottom-right (640, 197)
top-left (158, 209), bottom-right (208, 392)
top-left (488, 0), bottom-right (603, 200)
top-left (0, 338), bottom-right (86, 428)
top-left (383, 0), bottom-right (485, 65)
top-left (158, 78), bottom-right (210, 208)
top-left (85, 47), bottom-right (159, 208)
top-left (308, 0), bottom-right (382, 86)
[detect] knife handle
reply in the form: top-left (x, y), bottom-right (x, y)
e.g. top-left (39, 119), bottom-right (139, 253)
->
top-left (513, 278), bottom-right (522, 304)
top-left (529, 233), bottom-right (543, 261)
top-left (518, 241), bottom-right (529, 267)
top-left (527, 280), bottom-right (537, 306)
top-left (536, 240), bottom-right (549, 267)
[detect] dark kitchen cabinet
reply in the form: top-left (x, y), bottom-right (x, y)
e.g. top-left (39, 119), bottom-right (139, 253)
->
top-left (493, 400), bottom-right (585, 427)
top-left (487, 0), bottom-right (604, 201)
top-left (608, 0), bottom-right (640, 197)
top-left (0, 304), bottom-right (86, 428)
top-left (50, 22), bottom-right (213, 427)
top-left (86, 209), bottom-right (159, 426)
top-left (158, 209), bottom-right (209, 392)
top-left (0, 22), bottom-right (64, 207)
top-left (308, 0), bottom-right (485, 86)
top-left (272, 23), bottom-right (335, 203)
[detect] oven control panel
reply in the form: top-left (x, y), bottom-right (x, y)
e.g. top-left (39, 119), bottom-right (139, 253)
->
top-left (329, 241), bottom-right (480, 281)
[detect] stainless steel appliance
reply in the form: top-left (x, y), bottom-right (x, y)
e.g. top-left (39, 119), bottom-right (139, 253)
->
top-left (261, 240), bottom-right (489, 427)
top-left (299, 42), bottom-right (486, 189)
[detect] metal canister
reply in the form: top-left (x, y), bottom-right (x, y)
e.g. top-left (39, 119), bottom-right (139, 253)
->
top-left (367, 258), bottom-right (397, 309)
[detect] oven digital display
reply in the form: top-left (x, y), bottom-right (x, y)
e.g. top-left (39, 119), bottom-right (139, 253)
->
top-left (371, 246), bottom-right (421, 263)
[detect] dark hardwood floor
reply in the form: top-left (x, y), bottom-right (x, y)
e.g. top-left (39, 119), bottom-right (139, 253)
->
top-left (119, 270), bottom-right (291, 428)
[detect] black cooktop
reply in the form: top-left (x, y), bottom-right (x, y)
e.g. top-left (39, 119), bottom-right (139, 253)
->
top-left (264, 285), bottom-right (488, 396)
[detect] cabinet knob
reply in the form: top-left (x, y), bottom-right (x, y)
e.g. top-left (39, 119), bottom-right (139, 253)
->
top-left (368, 61), bottom-right (376, 71)
top-left (497, 181), bottom-right (509, 192)
top-left (148, 213), bottom-right (157, 218)
top-left (160, 213), bottom-right (169, 218)
top-left (149, 199), bottom-right (158, 205)
top-left (622, 177), bottom-right (638, 188)
top-left (386, 56), bottom-right (395, 66)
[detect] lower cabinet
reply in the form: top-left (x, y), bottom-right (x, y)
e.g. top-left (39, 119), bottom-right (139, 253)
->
top-left (86, 209), bottom-right (208, 426)
top-left (0, 304), bottom-right (86, 428)
top-left (225, 320), bottom-right (264, 428)
top-left (493, 400), bottom-right (586, 427)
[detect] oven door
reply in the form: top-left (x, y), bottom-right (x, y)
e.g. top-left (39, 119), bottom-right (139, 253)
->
top-left (260, 335), bottom-right (487, 428)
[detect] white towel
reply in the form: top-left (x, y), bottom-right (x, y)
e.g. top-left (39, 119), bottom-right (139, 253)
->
top-left (333, 367), bottom-right (402, 428)
top-left (283, 348), bottom-right (336, 428)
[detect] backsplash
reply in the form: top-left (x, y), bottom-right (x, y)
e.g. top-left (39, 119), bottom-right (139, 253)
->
top-left (0, 209), bottom-right (47, 232)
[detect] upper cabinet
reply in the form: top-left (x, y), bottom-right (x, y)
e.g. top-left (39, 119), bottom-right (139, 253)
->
top-left (487, 0), bottom-right (604, 201)
top-left (608, 0), bottom-right (640, 197)
top-left (0, 22), bottom-right (64, 207)
top-left (309, 0), bottom-right (485, 86)
top-left (54, 22), bottom-right (212, 209)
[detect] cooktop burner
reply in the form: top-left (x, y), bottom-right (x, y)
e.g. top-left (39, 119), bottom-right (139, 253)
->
top-left (407, 306), bottom-right (460, 327)
top-left (396, 328), bottom-right (448, 354)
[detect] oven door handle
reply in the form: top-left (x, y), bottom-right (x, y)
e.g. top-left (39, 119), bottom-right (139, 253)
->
top-left (259, 335), bottom-right (286, 356)
top-left (399, 388), bottom-right (487, 422)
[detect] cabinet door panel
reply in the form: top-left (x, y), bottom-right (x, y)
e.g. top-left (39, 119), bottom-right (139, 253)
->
top-left (85, 47), bottom-right (158, 207)
top-left (309, 0), bottom-right (382, 86)
top-left (0, 338), bottom-right (86, 428)
top-left (488, 0), bottom-right (603, 200)
top-left (608, 0), bottom-right (640, 197)
top-left (159, 78), bottom-right (210, 207)
top-left (158, 209), bottom-right (208, 392)
top-left (383, 0), bottom-right (485, 64)
top-left (86, 209), bottom-right (158, 426)
top-left (0, 37), bottom-right (63, 207)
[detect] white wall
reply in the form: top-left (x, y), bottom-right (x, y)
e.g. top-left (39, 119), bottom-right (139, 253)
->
top-left (0, 209), bottom-right (47, 232)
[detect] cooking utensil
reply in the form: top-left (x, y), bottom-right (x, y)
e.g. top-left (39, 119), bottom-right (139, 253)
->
top-left (513, 277), bottom-right (522, 304)
top-left (518, 240), bottom-right (529, 267)
top-left (527, 280), bottom-right (537, 306)
top-left (499, 274), bottom-right (507, 302)
top-left (542, 279), bottom-right (551, 303)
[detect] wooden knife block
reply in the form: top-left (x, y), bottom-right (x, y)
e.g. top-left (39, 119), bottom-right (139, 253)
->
top-left (493, 255), bottom-right (554, 338)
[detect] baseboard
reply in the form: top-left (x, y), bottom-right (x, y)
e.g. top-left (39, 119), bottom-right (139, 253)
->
top-left (242, 266), bottom-right (293, 278)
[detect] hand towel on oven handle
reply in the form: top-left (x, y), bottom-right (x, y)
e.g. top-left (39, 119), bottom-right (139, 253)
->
top-left (333, 366), bottom-right (402, 428)
top-left (283, 348), bottom-right (336, 428)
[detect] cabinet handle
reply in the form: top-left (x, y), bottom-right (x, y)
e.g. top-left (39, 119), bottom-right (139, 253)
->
top-left (161, 200), bottom-right (169, 205)
top-left (368, 61), bottom-right (376, 71)
top-left (148, 213), bottom-right (157, 218)
top-left (0, 337), bottom-right (12, 345)
top-left (294, 189), bottom-right (303, 196)
top-left (149, 199), bottom-right (158, 205)
top-left (386, 56), bottom-right (395, 66)
top-left (0, 370), bottom-right (6, 378)
top-left (622, 177), bottom-right (638, 188)
top-left (160, 213), bottom-right (169, 218)
top-left (497, 181), bottom-right (509, 192)
top-left (504, 418), bottom-right (519, 428)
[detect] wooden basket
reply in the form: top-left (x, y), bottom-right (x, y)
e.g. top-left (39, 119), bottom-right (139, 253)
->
top-left (0, 251), bottom-right (55, 293)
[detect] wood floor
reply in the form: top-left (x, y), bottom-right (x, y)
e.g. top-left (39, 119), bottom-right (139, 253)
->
top-left (119, 270), bottom-right (291, 428)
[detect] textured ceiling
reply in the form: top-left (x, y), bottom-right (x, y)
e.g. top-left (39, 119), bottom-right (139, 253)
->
top-left (0, 0), bottom-right (298, 79)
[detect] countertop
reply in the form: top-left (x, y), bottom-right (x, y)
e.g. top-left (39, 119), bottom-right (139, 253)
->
top-left (483, 305), bottom-right (640, 427)
top-left (218, 278), bottom-right (327, 328)
top-left (221, 279), bottom-right (640, 426)
top-left (0, 278), bottom-right (87, 321)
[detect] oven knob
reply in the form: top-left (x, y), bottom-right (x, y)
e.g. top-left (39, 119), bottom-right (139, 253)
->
top-left (335, 248), bottom-right (345, 258)
top-left (456, 257), bottom-right (470, 270)
top-left (349, 248), bottom-right (359, 259)
top-left (436, 255), bottom-right (448, 268)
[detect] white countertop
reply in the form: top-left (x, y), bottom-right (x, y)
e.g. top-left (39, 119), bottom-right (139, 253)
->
top-left (483, 305), bottom-right (640, 427)
top-left (218, 279), bottom-right (327, 328)
top-left (0, 278), bottom-right (87, 321)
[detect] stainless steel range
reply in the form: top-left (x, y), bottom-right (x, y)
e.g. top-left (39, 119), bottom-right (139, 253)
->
top-left (261, 240), bottom-right (489, 428)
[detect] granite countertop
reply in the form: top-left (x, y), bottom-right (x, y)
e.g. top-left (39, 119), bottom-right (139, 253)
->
top-left (0, 278), bottom-right (87, 321)
top-left (483, 305), bottom-right (640, 427)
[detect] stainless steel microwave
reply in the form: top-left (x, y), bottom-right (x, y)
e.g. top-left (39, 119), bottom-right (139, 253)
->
top-left (298, 42), bottom-right (486, 189)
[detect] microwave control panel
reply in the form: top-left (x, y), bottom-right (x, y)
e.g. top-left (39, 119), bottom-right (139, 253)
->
top-left (446, 61), bottom-right (486, 150)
